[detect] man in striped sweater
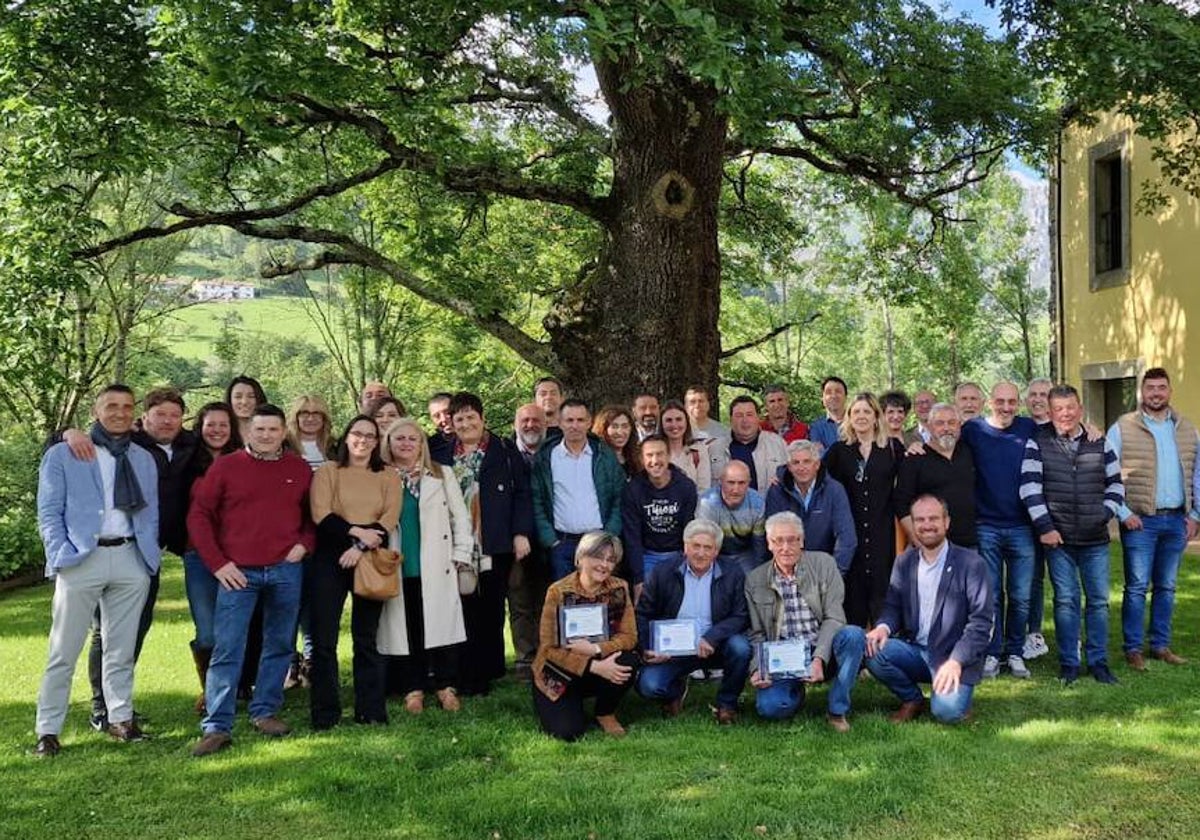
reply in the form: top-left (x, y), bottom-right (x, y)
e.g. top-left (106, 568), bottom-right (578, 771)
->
top-left (1019, 385), bottom-right (1127, 685)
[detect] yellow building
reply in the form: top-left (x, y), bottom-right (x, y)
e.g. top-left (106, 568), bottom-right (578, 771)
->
top-left (1052, 111), bottom-right (1200, 427)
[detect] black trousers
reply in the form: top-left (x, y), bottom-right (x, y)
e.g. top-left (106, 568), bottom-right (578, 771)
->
top-left (532, 650), bottom-right (639, 742)
top-left (307, 555), bottom-right (387, 727)
top-left (459, 553), bottom-right (514, 695)
top-left (388, 575), bottom-right (460, 695)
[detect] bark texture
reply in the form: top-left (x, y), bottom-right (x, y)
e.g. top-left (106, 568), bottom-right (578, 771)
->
top-left (545, 57), bottom-right (726, 407)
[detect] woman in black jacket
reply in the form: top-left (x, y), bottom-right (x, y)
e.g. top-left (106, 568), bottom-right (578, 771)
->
top-left (446, 391), bottom-right (535, 695)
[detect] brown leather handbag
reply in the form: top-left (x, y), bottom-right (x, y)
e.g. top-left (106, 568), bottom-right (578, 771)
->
top-left (354, 547), bottom-right (402, 600)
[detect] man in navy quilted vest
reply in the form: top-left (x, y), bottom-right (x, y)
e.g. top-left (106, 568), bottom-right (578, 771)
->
top-left (1019, 384), bottom-right (1127, 686)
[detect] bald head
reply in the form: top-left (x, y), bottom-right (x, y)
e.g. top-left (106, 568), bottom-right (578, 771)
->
top-left (719, 460), bottom-right (752, 508)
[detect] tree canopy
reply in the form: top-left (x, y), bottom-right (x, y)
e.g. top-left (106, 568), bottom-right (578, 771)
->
top-left (0, 0), bottom-right (1194, 403)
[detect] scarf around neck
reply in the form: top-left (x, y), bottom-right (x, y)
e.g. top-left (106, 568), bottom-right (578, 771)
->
top-left (89, 421), bottom-right (146, 513)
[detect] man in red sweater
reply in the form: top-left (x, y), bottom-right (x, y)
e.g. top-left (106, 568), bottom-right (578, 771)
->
top-left (187, 404), bottom-right (315, 757)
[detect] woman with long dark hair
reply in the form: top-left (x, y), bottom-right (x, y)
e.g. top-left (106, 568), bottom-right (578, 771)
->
top-left (592, 405), bottom-right (640, 478)
top-left (308, 415), bottom-right (402, 729)
top-left (226, 375), bottom-right (268, 442)
top-left (184, 402), bottom-right (243, 712)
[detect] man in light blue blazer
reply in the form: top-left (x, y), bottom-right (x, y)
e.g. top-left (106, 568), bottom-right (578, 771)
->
top-left (865, 494), bottom-right (992, 724)
top-left (33, 384), bottom-right (160, 757)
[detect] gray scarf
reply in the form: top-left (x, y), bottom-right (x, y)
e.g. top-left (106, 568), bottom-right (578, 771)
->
top-left (89, 421), bottom-right (147, 513)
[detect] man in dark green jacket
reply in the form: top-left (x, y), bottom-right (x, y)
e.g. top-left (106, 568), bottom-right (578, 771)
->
top-left (531, 399), bottom-right (626, 581)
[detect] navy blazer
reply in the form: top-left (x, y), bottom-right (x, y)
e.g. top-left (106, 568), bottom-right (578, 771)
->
top-left (473, 433), bottom-right (534, 556)
top-left (635, 556), bottom-right (749, 650)
top-left (876, 542), bottom-right (992, 685)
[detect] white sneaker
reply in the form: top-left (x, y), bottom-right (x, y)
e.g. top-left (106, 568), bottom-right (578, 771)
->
top-left (705, 668), bottom-right (724, 681)
top-left (1007, 655), bottom-right (1031, 679)
top-left (1023, 633), bottom-right (1049, 660)
top-left (983, 655), bottom-right (1000, 679)
top-left (689, 669), bottom-right (706, 680)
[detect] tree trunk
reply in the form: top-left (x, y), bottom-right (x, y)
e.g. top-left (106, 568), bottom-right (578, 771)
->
top-left (544, 59), bottom-right (726, 407)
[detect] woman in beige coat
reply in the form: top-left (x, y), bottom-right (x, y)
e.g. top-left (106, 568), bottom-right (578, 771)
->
top-left (378, 418), bottom-right (474, 713)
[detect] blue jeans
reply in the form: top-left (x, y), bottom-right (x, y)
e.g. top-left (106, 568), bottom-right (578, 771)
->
top-left (637, 633), bottom-right (752, 710)
top-left (977, 524), bottom-right (1035, 657)
top-left (1027, 543), bottom-right (1047, 635)
top-left (1121, 514), bottom-right (1187, 652)
top-left (183, 549), bottom-right (219, 651)
top-left (865, 638), bottom-right (974, 723)
top-left (754, 626), bottom-right (866, 719)
top-left (202, 561), bottom-right (303, 734)
top-left (550, 537), bottom-right (580, 582)
top-left (1047, 544), bottom-right (1110, 668)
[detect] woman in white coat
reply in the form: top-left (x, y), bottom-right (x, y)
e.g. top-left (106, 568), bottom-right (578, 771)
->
top-left (378, 418), bottom-right (474, 714)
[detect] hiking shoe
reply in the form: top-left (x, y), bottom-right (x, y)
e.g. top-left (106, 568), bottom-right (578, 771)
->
top-left (1089, 663), bottom-right (1119, 685)
top-left (191, 731), bottom-right (232, 757)
top-left (251, 716), bottom-right (291, 737)
top-left (1007, 655), bottom-right (1031, 679)
top-left (1023, 632), bottom-right (1049, 660)
top-left (982, 655), bottom-right (1000, 679)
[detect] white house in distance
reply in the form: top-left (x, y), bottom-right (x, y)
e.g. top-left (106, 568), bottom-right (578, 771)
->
top-left (190, 279), bottom-right (257, 301)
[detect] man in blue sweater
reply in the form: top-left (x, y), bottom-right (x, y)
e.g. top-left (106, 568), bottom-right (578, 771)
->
top-left (959, 381), bottom-right (1038, 680)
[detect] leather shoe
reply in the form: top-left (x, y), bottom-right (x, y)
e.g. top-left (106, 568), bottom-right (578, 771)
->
top-left (714, 706), bottom-right (737, 726)
top-left (663, 679), bottom-right (690, 718)
top-left (888, 699), bottom-right (926, 724)
top-left (191, 731), bottom-right (232, 757)
top-left (251, 716), bottom-right (291, 737)
top-left (595, 714), bottom-right (626, 737)
top-left (1060, 665), bottom-right (1080, 685)
top-left (826, 713), bottom-right (851, 733)
top-left (1125, 651), bottom-right (1146, 671)
top-left (1150, 648), bottom-right (1188, 665)
top-left (107, 720), bottom-right (148, 742)
top-left (33, 734), bottom-right (61, 758)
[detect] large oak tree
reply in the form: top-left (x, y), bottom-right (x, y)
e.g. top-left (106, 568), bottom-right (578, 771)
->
top-left (0, 1), bottom-right (1076, 402)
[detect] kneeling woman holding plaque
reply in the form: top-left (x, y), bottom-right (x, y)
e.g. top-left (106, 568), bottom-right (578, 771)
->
top-left (532, 532), bottom-right (639, 740)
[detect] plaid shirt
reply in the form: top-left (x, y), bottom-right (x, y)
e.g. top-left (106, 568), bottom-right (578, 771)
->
top-left (774, 567), bottom-right (819, 647)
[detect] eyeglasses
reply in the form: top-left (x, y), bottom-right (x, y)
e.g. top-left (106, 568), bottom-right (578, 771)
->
top-left (348, 431), bottom-right (378, 442)
top-left (769, 535), bottom-right (802, 546)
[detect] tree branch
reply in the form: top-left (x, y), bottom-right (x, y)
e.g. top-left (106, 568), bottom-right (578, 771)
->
top-left (720, 315), bottom-right (819, 359)
top-left (72, 156), bottom-right (404, 260)
top-left (229, 220), bottom-right (558, 371)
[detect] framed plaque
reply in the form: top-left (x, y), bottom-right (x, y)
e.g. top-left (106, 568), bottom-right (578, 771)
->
top-left (559, 603), bottom-right (609, 644)
top-left (650, 619), bottom-right (701, 656)
top-left (758, 638), bottom-right (810, 679)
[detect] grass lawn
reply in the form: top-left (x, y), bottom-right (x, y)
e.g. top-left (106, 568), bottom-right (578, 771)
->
top-left (165, 297), bottom-right (314, 360)
top-left (3, 551), bottom-right (1200, 839)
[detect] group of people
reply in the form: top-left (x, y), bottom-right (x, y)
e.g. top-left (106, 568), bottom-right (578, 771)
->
top-left (30, 367), bottom-right (1197, 754)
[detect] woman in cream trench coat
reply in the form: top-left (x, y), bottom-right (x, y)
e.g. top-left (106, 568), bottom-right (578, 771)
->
top-left (378, 417), bottom-right (474, 712)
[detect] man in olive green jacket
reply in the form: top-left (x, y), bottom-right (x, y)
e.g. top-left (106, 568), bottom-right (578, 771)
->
top-left (744, 511), bottom-right (866, 732)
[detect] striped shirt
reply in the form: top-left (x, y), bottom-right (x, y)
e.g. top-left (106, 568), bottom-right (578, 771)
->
top-left (1019, 427), bottom-right (1124, 535)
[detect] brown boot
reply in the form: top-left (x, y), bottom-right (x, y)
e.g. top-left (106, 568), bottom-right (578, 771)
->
top-left (191, 646), bottom-right (212, 715)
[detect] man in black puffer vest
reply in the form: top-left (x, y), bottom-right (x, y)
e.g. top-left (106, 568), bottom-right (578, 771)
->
top-left (1019, 385), bottom-right (1129, 686)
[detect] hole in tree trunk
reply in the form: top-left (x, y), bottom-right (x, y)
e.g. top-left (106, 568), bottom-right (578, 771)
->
top-left (651, 171), bottom-right (695, 220)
